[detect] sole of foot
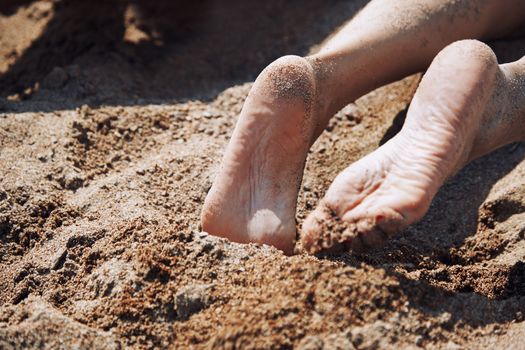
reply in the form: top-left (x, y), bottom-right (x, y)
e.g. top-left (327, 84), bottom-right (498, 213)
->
top-left (300, 40), bottom-right (514, 254)
top-left (201, 55), bottom-right (321, 254)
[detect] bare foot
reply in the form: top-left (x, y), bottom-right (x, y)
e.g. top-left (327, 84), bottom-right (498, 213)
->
top-left (301, 40), bottom-right (523, 254)
top-left (201, 55), bottom-right (320, 254)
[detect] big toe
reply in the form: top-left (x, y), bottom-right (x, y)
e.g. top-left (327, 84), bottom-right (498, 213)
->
top-left (299, 201), bottom-right (354, 254)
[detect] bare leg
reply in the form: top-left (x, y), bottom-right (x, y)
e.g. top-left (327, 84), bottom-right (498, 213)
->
top-left (201, 0), bottom-right (525, 254)
top-left (311, 0), bottom-right (525, 131)
top-left (301, 41), bottom-right (525, 253)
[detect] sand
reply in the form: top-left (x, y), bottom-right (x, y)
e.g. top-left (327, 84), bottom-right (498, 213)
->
top-left (0, 1), bottom-right (524, 349)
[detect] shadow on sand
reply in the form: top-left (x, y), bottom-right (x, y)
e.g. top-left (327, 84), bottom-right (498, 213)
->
top-left (0, 0), bottom-right (368, 112)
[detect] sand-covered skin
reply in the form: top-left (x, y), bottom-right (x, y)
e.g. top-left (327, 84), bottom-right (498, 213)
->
top-left (1, 1), bottom-right (524, 349)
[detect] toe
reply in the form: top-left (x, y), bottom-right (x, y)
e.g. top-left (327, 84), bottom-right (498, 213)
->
top-left (300, 201), bottom-right (336, 254)
top-left (299, 200), bottom-right (358, 254)
top-left (346, 207), bottom-right (408, 251)
top-left (299, 204), bottom-right (329, 254)
top-left (350, 227), bottom-right (389, 253)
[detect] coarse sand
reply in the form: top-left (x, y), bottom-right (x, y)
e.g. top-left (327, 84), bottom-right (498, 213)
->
top-left (0, 1), bottom-right (524, 349)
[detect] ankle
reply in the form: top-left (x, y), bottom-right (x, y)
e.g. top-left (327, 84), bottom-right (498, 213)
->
top-left (305, 54), bottom-right (343, 118)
